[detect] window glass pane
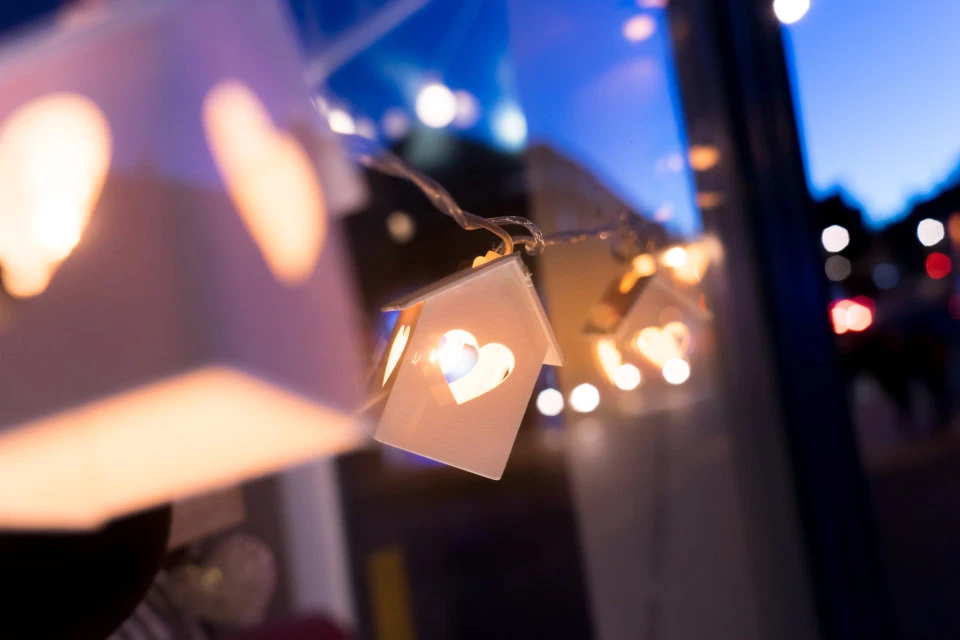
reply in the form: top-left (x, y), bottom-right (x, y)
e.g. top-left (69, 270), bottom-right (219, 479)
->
top-left (783, 2), bottom-right (960, 636)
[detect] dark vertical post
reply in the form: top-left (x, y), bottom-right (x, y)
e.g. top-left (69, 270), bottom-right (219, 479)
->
top-left (666, 0), bottom-right (895, 638)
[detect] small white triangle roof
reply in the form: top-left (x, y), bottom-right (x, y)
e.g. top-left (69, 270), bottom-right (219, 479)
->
top-left (384, 253), bottom-right (564, 366)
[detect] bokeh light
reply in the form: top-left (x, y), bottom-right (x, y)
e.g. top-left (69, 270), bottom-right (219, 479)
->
top-left (824, 255), bottom-right (851, 281)
top-left (536, 388), bottom-right (564, 417)
top-left (662, 358), bottom-right (691, 385)
top-left (622, 15), bottom-right (656, 42)
top-left (662, 246), bottom-right (687, 268)
top-left (926, 252), bottom-right (952, 279)
top-left (773, 0), bottom-right (810, 24)
top-left (688, 145), bottom-right (720, 171)
top-left (492, 103), bottom-right (527, 149)
top-left (355, 117), bottom-right (377, 140)
top-left (821, 225), bottom-right (849, 253)
top-left (613, 364), bottom-right (642, 391)
top-left (385, 211), bottom-right (415, 244)
top-left (381, 107), bottom-right (410, 140)
top-left (415, 82), bottom-right (457, 128)
top-left (453, 90), bottom-right (480, 129)
top-left (917, 218), bottom-right (945, 247)
top-left (570, 383), bottom-right (600, 413)
top-left (632, 253), bottom-right (657, 277)
top-left (327, 109), bottom-right (355, 135)
top-left (596, 339), bottom-right (624, 385)
top-left (670, 243), bottom-right (710, 284)
top-left (872, 263), bottom-right (899, 290)
top-left (830, 297), bottom-right (874, 334)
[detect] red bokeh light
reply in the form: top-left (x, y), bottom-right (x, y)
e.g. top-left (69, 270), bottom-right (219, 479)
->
top-left (926, 252), bottom-right (952, 279)
top-left (830, 297), bottom-right (874, 335)
top-left (950, 293), bottom-right (960, 320)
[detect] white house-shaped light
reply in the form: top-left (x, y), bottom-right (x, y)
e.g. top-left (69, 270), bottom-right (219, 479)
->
top-left (0, 0), bottom-right (366, 530)
top-left (584, 272), bottom-right (712, 389)
top-left (373, 254), bottom-right (563, 479)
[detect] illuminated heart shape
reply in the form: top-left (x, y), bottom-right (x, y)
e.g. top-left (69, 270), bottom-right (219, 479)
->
top-left (203, 80), bottom-right (326, 285)
top-left (436, 329), bottom-right (514, 405)
top-left (634, 321), bottom-right (691, 368)
top-left (0, 93), bottom-right (111, 298)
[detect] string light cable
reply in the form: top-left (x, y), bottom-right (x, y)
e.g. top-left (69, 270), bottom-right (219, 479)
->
top-left (339, 133), bottom-right (659, 260)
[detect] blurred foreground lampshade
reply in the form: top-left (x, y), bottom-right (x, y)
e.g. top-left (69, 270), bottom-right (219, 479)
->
top-left (0, 0), bottom-right (367, 529)
top-left (372, 254), bottom-right (563, 479)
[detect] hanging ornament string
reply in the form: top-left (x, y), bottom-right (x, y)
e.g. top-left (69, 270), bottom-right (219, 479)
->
top-left (340, 133), bottom-right (646, 259)
top-left (344, 134), bottom-right (517, 254)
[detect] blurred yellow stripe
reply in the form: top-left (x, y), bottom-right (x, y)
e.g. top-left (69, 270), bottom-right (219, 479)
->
top-left (367, 545), bottom-right (417, 640)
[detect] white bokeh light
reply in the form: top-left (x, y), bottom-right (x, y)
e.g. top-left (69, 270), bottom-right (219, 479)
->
top-left (622, 15), bottom-right (656, 42)
top-left (381, 107), bottom-right (410, 140)
top-left (773, 0), bottom-right (810, 24)
top-left (492, 104), bottom-right (527, 150)
top-left (917, 218), bottom-right (945, 247)
top-left (385, 211), bottom-right (415, 244)
top-left (662, 246), bottom-right (687, 268)
top-left (453, 90), bottom-right (480, 129)
top-left (327, 109), bottom-right (355, 135)
top-left (536, 388), bottom-right (565, 417)
top-left (613, 364), bottom-right (642, 391)
top-left (662, 358), bottom-right (691, 385)
top-left (569, 383), bottom-right (600, 413)
top-left (415, 82), bottom-right (456, 128)
top-left (821, 225), bottom-right (849, 253)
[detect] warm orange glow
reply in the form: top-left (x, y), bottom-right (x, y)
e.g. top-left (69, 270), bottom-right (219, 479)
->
top-left (619, 252), bottom-right (660, 293)
top-left (695, 192), bottom-right (724, 209)
top-left (688, 145), bottom-right (720, 171)
top-left (383, 325), bottom-right (410, 386)
top-left (0, 93), bottom-right (111, 298)
top-left (437, 329), bottom-right (515, 405)
top-left (661, 246), bottom-right (687, 268)
top-left (203, 80), bottom-right (326, 285)
top-left (618, 271), bottom-right (640, 294)
top-left (0, 368), bottom-right (362, 530)
top-left (669, 242), bottom-right (710, 284)
top-left (593, 339), bottom-right (644, 391)
top-left (634, 321), bottom-right (691, 368)
top-left (948, 213), bottom-right (960, 246)
top-left (587, 303), bottom-right (622, 332)
top-left (830, 297), bottom-right (874, 334)
top-left (632, 253), bottom-right (657, 277)
top-left (595, 338), bottom-right (624, 384)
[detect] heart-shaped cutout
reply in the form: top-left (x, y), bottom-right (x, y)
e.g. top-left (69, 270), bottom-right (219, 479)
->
top-left (634, 321), bottom-right (691, 368)
top-left (435, 329), bottom-right (514, 404)
top-left (203, 80), bottom-right (326, 285)
top-left (0, 93), bottom-right (111, 298)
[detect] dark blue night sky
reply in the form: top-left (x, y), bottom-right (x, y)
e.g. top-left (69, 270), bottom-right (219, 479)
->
top-left (782, 0), bottom-right (960, 229)
top-left (297, 0), bottom-right (960, 233)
